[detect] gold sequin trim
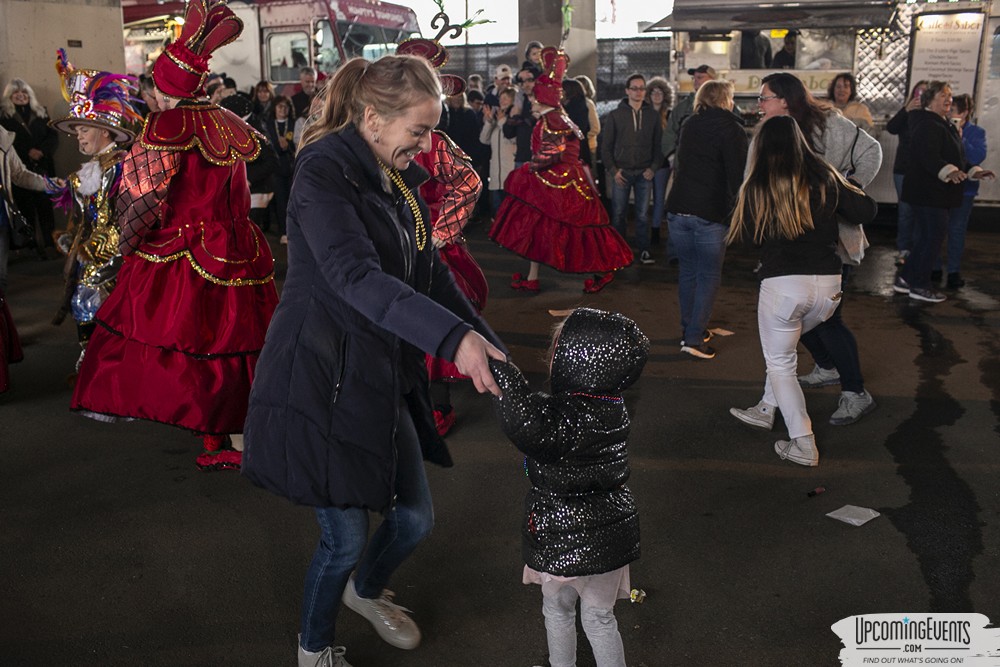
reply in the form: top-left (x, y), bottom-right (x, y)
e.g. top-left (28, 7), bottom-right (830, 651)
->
top-left (133, 249), bottom-right (274, 287)
top-left (198, 221), bottom-right (262, 264)
top-left (534, 170), bottom-right (594, 200)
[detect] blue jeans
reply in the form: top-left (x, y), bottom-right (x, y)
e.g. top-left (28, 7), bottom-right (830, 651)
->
top-left (667, 213), bottom-right (727, 344)
top-left (934, 195), bottom-right (974, 274)
top-left (902, 205), bottom-right (949, 290)
top-left (299, 399), bottom-right (434, 652)
top-left (650, 166), bottom-right (676, 259)
top-left (893, 173), bottom-right (914, 252)
top-left (611, 170), bottom-right (652, 254)
top-left (799, 267), bottom-right (864, 394)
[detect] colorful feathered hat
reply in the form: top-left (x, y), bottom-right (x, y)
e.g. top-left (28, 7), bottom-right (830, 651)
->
top-left (50, 49), bottom-right (142, 143)
top-left (534, 47), bottom-right (570, 108)
top-left (395, 9), bottom-right (469, 96)
top-left (151, 0), bottom-right (243, 99)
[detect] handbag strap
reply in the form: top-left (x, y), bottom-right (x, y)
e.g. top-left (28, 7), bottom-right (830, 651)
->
top-left (848, 124), bottom-right (860, 175)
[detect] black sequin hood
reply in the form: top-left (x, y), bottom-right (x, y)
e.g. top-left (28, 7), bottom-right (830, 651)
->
top-left (490, 308), bottom-right (649, 577)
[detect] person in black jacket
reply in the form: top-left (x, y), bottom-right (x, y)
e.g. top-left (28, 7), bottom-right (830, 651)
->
top-left (885, 80), bottom-right (927, 265)
top-left (894, 81), bottom-right (994, 303)
top-left (727, 116), bottom-right (877, 468)
top-left (665, 80), bottom-right (747, 360)
top-left (490, 307), bottom-right (648, 667)
top-left (241, 55), bottom-right (506, 667)
top-left (0, 79), bottom-right (58, 251)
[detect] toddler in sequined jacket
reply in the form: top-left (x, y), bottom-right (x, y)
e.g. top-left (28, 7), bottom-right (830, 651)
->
top-left (490, 307), bottom-right (648, 667)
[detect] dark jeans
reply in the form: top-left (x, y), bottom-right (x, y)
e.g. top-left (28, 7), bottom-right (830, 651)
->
top-left (901, 205), bottom-right (949, 290)
top-left (799, 266), bottom-right (864, 394)
top-left (934, 195), bottom-right (975, 274)
top-left (668, 213), bottom-right (726, 345)
top-left (299, 398), bottom-right (434, 651)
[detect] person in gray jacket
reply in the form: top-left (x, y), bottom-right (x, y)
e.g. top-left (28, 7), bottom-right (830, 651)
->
top-left (600, 74), bottom-right (662, 265)
top-left (0, 126), bottom-right (49, 292)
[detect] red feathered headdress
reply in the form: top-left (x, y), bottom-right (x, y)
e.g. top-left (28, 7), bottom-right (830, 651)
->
top-left (152, 0), bottom-right (243, 99)
top-left (534, 47), bottom-right (569, 108)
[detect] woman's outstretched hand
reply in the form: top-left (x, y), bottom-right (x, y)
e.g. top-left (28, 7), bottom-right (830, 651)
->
top-left (454, 330), bottom-right (506, 397)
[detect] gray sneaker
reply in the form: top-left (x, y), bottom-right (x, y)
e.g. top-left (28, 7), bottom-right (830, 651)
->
top-left (343, 576), bottom-right (421, 650)
top-left (729, 401), bottom-right (776, 430)
top-left (775, 435), bottom-right (819, 467)
top-left (798, 365), bottom-right (840, 388)
top-left (298, 641), bottom-right (352, 667)
top-left (829, 390), bottom-right (877, 426)
top-left (909, 287), bottom-right (946, 303)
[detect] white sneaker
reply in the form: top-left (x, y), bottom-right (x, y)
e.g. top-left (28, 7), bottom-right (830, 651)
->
top-left (342, 576), bottom-right (421, 650)
top-left (639, 250), bottom-right (655, 265)
top-left (775, 435), bottom-right (819, 467)
top-left (729, 401), bottom-right (776, 430)
top-left (829, 390), bottom-right (877, 426)
top-left (298, 641), bottom-right (352, 667)
top-left (798, 365), bottom-right (840, 388)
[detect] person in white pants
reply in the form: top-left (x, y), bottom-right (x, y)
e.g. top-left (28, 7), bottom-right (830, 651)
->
top-left (726, 116), bottom-right (876, 466)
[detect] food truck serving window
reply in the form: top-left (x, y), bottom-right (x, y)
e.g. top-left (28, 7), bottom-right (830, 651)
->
top-left (268, 31), bottom-right (311, 83)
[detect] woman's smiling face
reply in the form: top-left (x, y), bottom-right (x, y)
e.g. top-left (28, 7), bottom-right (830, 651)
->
top-left (365, 96), bottom-right (441, 170)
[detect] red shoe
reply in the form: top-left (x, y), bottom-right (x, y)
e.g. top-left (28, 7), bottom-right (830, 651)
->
top-left (195, 449), bottom-right (242, 472)
top-left (583, 272), bottom-right (615, 294)
top-left (433, 405), bottom-right (457, 437)
top-left (510, 273), bottom-right (540, 292)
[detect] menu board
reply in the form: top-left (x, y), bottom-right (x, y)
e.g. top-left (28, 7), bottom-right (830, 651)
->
top-left (910, 11), bottom-right (986, 95)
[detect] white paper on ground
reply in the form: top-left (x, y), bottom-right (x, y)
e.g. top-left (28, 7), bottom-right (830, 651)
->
top-left (826, 505), bottom-right (880, 526)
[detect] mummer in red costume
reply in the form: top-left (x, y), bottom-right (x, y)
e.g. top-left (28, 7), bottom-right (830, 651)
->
top-left (489, 47), bottom-right (632, 294)
top-left (71, 0), bottom-right (279, 471)
top-left (397, 19), bottom-right (486, 437)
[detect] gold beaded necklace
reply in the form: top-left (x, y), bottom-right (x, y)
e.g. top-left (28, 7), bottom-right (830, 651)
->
top-left (376, 158), bottom-right (426, 252)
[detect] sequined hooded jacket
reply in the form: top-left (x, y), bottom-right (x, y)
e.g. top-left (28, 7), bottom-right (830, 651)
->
top-left (490, 308), bottom-right (649, 577)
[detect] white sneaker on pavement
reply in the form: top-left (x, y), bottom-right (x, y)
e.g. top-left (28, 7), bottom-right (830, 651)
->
top-left (342, 576), bottom-right (421, 650)
top-left (798, 365), bottom-right (840, 388)
top-left (298, 637), bottom-right (352, 667)
top-left (829, 390), bottom-right (877, 426)
top-left (729, 401), bottom-right (776, 430)
top-left (774, 435), bottom-right (819, 467)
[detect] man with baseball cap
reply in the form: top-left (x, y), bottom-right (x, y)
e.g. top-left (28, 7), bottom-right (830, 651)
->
top-left (663, 65), bottom-right (719, 165)
top-left (484, 64), bottom-right (514, 108)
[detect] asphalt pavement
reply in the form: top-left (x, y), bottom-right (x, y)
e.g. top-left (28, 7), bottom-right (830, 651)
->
top-left (2, 218), bottom-right (999, 666)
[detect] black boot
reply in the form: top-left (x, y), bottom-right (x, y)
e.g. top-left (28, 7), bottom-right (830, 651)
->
top-left (946, 273), bottom-right (965, 289)
top-left (651, 227), bottom-right (661, 246)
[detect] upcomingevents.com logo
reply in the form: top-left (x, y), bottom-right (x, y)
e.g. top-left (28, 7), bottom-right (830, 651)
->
top-left (831, 614), bottom-right (1000, 665)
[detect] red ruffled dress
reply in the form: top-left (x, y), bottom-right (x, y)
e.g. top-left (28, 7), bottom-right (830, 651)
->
top-left (70, 103), bottom-right (279, 435)
top-left (489, 110), bottom-right (632, 273)
top-left (415, 131), bottom-right (487, 382)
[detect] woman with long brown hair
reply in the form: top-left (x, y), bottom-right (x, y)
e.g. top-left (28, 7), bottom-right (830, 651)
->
top-left (242, 55), bottom-right (505, 667)
top-left (728, 116), bottom-right (876, 467)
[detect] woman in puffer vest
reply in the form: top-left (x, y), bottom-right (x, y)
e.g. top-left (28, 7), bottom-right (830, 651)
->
top-left (490, 307), bottom-right (648, 667)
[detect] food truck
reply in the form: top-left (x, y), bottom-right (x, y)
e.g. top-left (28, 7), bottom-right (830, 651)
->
top-left (647, 0), bottom-right (1000, 205)
top-left (122, 0), bottom-right (420, 90)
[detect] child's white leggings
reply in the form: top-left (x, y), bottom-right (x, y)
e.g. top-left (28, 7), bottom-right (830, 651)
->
top-left (541, 580), bottom-right (626, 667)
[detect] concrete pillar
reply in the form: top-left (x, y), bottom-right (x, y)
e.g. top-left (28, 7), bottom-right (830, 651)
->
top-left (0, 0), bottom-right (126, 177)
top-left (517, 0), bottom-right (596, 85)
